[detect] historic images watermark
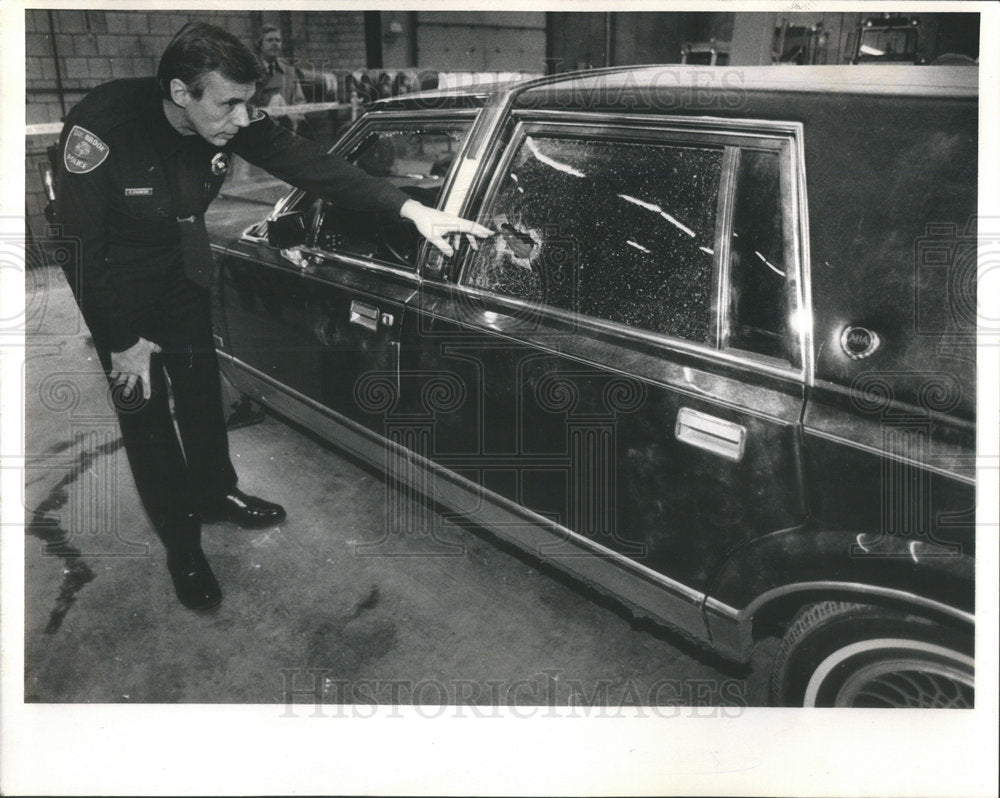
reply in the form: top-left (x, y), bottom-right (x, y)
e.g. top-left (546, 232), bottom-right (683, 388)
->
top-left (290, 64), bottom-right (750, 114)
top-left (278, 668), bottom-right (748, 719)
top-left (508, 65), bottom-right (748, 113)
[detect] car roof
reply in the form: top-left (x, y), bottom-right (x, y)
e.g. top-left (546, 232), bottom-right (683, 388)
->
top-left (367, 80), bottom-right (511, 112)
top-left (518, 64), bottom-right (978, 99)
top-left (371, 64), bottom-right (977, 114)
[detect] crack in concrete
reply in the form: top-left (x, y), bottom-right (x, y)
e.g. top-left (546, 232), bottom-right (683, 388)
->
top-left (351, 585), bottom-right (380, 617)
top-left (302, 586), bottom-right (396, 680)
top-left (25, 438), bottom-right (124, 634)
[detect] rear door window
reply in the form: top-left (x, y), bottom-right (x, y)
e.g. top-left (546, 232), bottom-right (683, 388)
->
top-left (461, 121), bottom-right (801, 368)
top-left (465, 134), bottom-right (723, 342)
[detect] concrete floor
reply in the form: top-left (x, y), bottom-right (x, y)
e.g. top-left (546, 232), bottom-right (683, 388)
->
top-left (23, 264), bottom-right (770, 707)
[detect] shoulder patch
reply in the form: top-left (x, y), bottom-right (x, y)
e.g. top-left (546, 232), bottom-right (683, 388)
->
top-left (64, 125), bottom-right (110, 174)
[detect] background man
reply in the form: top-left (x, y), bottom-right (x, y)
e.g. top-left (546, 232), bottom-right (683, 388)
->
top-left (252, 23), bottom-right (306, 132)
top-left (54, 22), bottom-right (491, 611)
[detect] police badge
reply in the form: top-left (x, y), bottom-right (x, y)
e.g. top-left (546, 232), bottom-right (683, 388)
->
top-left (210, 152), bottom-right (230, 176)
top-left (64, 125), bottom-right (109, 174)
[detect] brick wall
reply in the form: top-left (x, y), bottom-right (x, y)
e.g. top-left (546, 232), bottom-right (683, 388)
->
top-left (286, 11), bottom-right (368, 74)
top-left (25, 10), bottom-right (261, 125)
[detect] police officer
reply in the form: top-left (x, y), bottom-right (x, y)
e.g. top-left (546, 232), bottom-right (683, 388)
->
top-left (54, 22), bottom-right (491, 611)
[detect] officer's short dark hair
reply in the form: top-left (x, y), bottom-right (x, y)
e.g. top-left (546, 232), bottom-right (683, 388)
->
top-left (158, 22), bottom-right (263, 99)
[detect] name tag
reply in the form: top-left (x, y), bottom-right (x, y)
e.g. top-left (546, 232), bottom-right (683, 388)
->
top-left (125, 187), bottom-right (154, 197)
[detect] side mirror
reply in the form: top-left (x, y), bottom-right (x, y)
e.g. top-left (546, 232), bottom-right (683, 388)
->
top-left (267, 211), bottom-right (307, 249)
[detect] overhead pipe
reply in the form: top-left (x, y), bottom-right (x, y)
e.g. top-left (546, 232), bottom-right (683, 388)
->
top-left (605, 12), bottom-right (615, 67)
top-left (46, 9), bottom-right (67, 119)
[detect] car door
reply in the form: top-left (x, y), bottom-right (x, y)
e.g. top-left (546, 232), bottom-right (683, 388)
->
top-left (397, 112), bottom-right (810, 602)
top-left (216, 111), bottom-right (479, 431)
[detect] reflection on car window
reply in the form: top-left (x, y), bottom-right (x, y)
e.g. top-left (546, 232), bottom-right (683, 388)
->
top-left (464, 135), bottom-right (722, 342)
top-left (728, 149), bottom-right (789, 361)
top-left (221, 156), bottom-right (295, 207)
top-left (307, 123), bottom-right (471, 267)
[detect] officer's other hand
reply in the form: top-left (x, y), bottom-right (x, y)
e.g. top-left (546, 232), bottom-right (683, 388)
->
top-left (399, 200), bottom-right (494, 258)
top-left (109, 337), bottom-right (162, 401)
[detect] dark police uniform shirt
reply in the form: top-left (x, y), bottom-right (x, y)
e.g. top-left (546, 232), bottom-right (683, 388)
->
top-left (56, 77), bottom-right (409, 354)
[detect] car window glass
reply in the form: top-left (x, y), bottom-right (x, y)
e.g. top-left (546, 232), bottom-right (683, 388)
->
top-left (463, 134), bottom-right (723, 342)
top-left (221, 157), bottom-right (295, 208)
top-left (306, 122), bottom-right (471, 268)
top-left (727, 148), bottom-right (789, 361)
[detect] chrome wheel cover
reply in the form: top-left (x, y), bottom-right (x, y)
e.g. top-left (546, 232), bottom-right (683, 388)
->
top-left (803, 639), bottom-right (974, 708)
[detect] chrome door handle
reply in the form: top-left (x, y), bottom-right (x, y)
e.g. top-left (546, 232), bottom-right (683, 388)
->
top-left (675, 407), bottom-right (746, 461)
top-left (349, 300), bottom-right (379, 331)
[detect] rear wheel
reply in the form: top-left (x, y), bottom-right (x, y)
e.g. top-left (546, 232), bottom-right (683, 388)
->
top-left (769, 601), bottom-right (974, 707)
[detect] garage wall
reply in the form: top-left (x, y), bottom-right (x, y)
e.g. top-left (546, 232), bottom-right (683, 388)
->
top-left (546, 13), bottom-right (610, 71)
top-left (615, 12), bottom-right (734, 66)
top-left (411, 12), bottom-right (547, 72)
top-left (548, 12), bottom-right (735, 71)
top-left (282, 11), bottom-right (367, 74)
top-left (25, 9), bottom-right (261, 125)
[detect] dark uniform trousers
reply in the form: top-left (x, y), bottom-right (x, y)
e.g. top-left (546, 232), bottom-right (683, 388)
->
top-left (98, 278), bottom-right (235, 549)
top-left (56, 78), bottom-right (409, 552)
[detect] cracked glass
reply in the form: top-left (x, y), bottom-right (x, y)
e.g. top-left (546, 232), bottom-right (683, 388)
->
top-left (465, 134), bottom-right (723, 342)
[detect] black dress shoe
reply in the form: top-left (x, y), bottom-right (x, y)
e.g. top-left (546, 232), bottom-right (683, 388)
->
top-left (166, 546), bottom-right (222, 611)
top-left (198, 488), bottom-right (287, 528)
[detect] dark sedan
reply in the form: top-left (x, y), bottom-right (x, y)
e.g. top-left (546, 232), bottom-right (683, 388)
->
top-left (207, 65), bottom-right (978, 707)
